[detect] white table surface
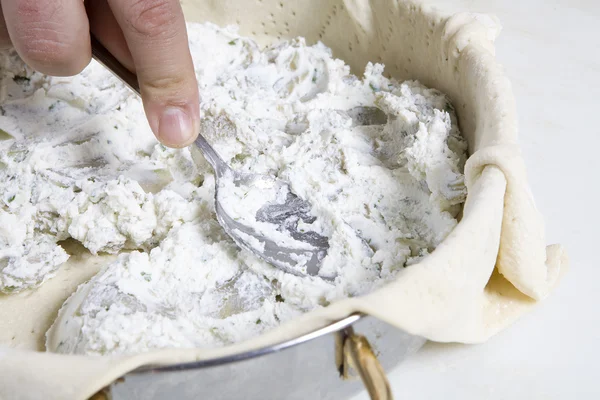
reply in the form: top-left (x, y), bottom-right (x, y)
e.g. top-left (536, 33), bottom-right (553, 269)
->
top-left (353, 0), bottom-right (599, 398)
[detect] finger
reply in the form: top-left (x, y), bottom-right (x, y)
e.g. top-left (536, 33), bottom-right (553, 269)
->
top-left (85, 0), bottom-right (134, 72)
top-left (107, 0), bottom-right (199, 148)
top-left (0, 0), bottom-right (90, 76)
top-left (0, 4), bottom-right (11, 49)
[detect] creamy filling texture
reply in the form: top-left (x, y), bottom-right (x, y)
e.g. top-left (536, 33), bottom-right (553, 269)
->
top-left (0, 23), bottom-right (467, 355)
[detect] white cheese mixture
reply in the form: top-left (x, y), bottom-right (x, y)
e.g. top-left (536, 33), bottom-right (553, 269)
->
top-left (0, 51), bottom-right (200, 293)
top-left (0, 23), bottom-right (467, 355)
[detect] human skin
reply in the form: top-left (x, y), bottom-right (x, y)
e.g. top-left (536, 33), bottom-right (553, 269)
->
top-left (0, 0), bottom-right (200, 148)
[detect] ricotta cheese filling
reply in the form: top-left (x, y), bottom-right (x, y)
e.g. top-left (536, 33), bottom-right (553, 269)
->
top-left (0, 23), bottom-right (467, 355)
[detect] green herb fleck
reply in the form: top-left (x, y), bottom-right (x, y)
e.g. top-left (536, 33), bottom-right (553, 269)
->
top-left (228, 39), bottom-right (237, 45)
top-left (114, 125), bottom-right (118, 130)
top-left (275, 294), bottom-right (285, 303)
top-left (318, 297), bottom-right (330, 307)
top-left (369, 83), bottom-right (379, 92)
top-left (141, 272), bottom-right (152, 282)
top-left (7, 194), bottom-right (15, 203)
top-left (234, 153), bottom-right (249, 163)
top-left (3, 286), bottom-right (17, 293)
top-left (48, 103), bottom-right (57, 111)
top-left (12, 75), bottom-right (30, 84)
top-left (256, 319), bottom-right (262, 324)
top-left (312, 68), bottom-right (318, 83)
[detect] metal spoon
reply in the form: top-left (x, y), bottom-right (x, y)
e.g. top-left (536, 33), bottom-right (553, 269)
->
top-left (90, 36), bottom-right (329, 277)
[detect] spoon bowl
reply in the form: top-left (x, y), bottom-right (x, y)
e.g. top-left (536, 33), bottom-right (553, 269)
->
top-left (90, 36), bottom-right (329, 278)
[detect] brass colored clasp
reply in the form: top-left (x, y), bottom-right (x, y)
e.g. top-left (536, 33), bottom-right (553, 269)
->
top-left (335, 326), bottom-right (393, 400)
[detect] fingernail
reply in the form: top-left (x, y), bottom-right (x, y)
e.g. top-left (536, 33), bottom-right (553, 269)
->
top-left (158, 107), bottom-right (195, 146)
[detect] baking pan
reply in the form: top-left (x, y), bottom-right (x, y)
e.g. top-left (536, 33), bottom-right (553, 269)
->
top-left (99, 314), bottom-right (425, 399)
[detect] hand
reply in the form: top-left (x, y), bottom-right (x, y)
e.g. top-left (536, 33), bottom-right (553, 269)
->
top-left (0, 0), bottom-right (200, 148)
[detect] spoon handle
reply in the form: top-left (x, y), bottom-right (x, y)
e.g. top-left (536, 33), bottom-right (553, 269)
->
top-left (90, 35), bottom-right (228, 173)
top-left (90, 36), bottom-right (140, 95)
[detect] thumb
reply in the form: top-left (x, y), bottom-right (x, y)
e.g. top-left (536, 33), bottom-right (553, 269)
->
top-left (107, 0), bottom-right (199, 148)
